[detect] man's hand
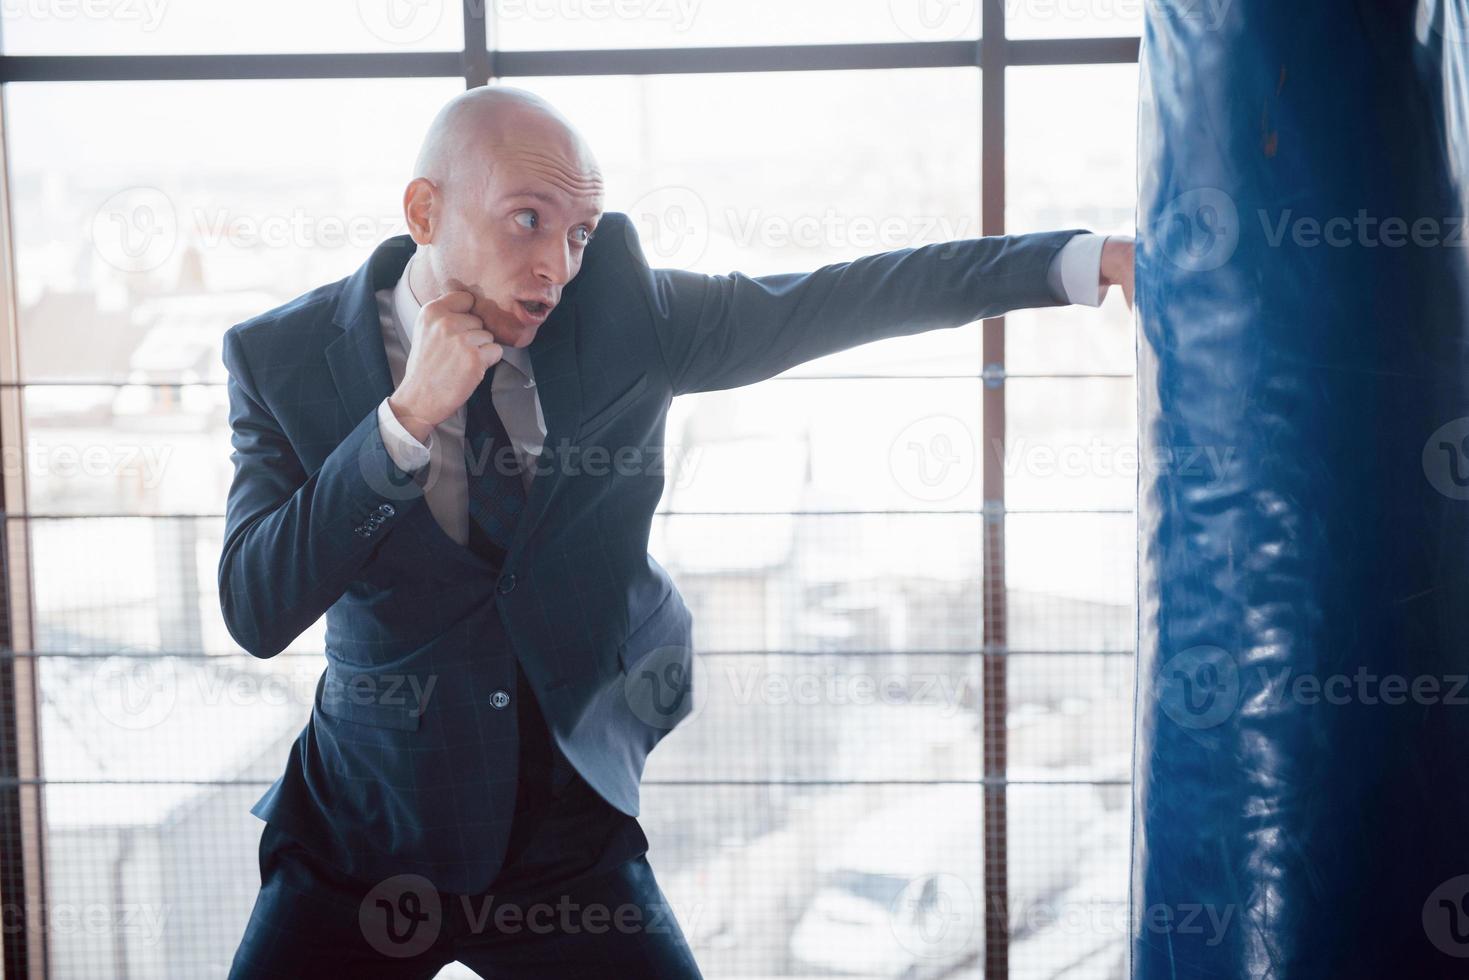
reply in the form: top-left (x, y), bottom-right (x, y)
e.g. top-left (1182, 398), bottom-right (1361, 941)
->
top-left (388, 291), bottom-right (503, 444)
top-left (1100, 235), bottom-right (1135, 310)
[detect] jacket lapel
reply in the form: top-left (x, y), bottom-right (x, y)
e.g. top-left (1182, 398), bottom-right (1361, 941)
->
top-left (325, 235), bottom-right (413, 440)
top-left (324, 234), bottom-right (585, 559)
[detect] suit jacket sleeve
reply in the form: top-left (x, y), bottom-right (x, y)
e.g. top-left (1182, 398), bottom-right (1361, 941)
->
top-left (217, 327), bottom-right (423, 659)
top-left (633, 226), bottom-right (1089, 397)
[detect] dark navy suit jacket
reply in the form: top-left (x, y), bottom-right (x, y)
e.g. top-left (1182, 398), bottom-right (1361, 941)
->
top-left (218, 213), bottom-right (1084, 892)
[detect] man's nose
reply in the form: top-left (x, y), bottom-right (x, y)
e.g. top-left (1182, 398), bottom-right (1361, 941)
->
top-left (533, 237), bottom-right (574, 286)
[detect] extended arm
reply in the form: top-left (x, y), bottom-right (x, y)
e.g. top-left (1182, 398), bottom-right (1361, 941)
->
top-left (636, 227), bottom-right (1089, 396)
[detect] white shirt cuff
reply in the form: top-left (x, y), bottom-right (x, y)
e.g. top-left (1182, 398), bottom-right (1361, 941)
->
top-left (377, 396), bottom-right (432, 472)
top-left (1046, 233), bottom-right (1108, 307)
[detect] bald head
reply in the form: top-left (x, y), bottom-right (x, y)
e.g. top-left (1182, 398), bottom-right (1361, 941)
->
top-left (411, 87), bottom-right (597, 200)
top-left (402, 86), bottom-right (606, 348)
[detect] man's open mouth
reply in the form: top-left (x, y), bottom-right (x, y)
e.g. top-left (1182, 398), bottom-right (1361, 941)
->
top-left (519, 300), bottom-right (552, 316)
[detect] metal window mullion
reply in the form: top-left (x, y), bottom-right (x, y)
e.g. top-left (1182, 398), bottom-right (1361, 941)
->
top-left (494, 40), bottom-right (980, 76)
top-left (0, 52), bottom-right (464, 82)
top-left (0, 37), bottom-right (1141, 84)
top-left (0, 81), bottom-right (46, 980)
top-left (980, 1), bottom-right (1010, 976)
top-left (0, 43), bottom-right (974, 83)
top-left (463, 0), bottom-right (491, 88)
top-left (0, 37), bottom-right (1139, 85)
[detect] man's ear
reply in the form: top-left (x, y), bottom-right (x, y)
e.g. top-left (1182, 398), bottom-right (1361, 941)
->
top-left (403, 177), bottom-right (438, 245)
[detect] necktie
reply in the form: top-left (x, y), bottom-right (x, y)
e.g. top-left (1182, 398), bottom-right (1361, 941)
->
top-left (462, 360), bottom-right (527, 566)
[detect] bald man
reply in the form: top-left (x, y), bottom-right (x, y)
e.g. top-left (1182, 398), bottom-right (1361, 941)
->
top-left (220, 86), bottom-right (1133, 977)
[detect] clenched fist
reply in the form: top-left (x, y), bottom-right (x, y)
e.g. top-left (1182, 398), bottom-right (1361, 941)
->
top-left (1100, 235), bottom-right (1135, 310)
top-left (387, 291), bottom-right (503, 444)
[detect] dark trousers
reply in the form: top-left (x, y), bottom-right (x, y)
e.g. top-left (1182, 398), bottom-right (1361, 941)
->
top-left (229, 665), bottom-right (702, 978)
top-left (227, 822), bottom-right (703, 978)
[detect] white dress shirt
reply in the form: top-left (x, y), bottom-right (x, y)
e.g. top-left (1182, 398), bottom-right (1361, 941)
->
top-left (375, 256), bottom-right (546, 547)
top-left (1048, 233), bottom-right (1110, 306)
top-left (375, 234), bottom-right (1107, 544)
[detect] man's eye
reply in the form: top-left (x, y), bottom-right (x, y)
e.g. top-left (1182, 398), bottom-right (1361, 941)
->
top-left (515, 211), bottom-right (538, 230)
top-left (573, 226), bottom-right (594, 245)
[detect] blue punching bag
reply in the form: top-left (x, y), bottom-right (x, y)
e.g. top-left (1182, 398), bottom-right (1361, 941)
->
top-left (1135, 0), bottom-right (1469, 975)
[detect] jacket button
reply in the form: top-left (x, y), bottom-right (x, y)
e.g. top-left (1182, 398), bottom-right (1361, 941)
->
top-left (490, 690), bottom-right (510, 709)
top-left (378, 503), bottom-right (395, 517)
top-left (497, 573), bottom-right (517, 595)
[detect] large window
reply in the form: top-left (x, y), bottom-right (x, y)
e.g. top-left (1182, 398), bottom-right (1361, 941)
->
top-left (0, 5), bottom-right (1138, 977)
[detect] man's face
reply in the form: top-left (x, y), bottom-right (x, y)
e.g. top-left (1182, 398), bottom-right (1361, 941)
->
top-left (430, 135), bottom-right (604, 348)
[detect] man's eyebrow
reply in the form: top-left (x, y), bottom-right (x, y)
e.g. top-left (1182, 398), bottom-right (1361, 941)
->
top-left (501, 188), bottom-right (602, 220)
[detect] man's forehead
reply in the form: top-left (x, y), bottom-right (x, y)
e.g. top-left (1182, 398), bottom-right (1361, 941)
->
top-left (488, 137), bottom-right (600, 177)
top-left (496, 175), bottom-right (604, 218)
top-left (471, 126), bottom-right (602, 206)
top-left (502, 185), bottom-right (602, 206)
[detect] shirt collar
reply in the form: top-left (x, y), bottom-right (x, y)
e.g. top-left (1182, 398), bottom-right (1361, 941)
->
top-left (393, 254), bottom-right (534, 379)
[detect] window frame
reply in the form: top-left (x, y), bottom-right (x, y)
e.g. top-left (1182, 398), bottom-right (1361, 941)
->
top-left (0, 2), bottom-right (1140, 975)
